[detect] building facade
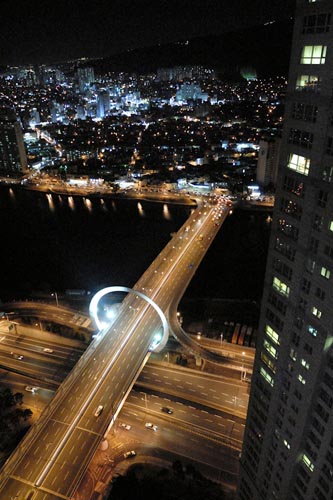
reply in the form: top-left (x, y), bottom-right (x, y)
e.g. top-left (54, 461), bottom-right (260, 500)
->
top-left (0, 108), bottom-right (28, 175)
top-left (256, 138), bottom-right (281, 189)
top-left (238, 2), bottom-right (333, 499)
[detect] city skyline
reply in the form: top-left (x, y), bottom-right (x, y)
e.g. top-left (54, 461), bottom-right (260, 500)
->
top-left (0, 0), bottom-right (295, 66)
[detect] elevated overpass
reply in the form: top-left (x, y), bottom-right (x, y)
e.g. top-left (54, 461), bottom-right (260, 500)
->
top-left (0, 197), bottom-right (230, 500)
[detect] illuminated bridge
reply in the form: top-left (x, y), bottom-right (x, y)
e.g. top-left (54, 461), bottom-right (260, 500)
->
top-left (0, 197), bottom-right (230, 500)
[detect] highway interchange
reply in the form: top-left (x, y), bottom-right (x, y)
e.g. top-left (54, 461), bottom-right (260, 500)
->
top-left (0, 197), bottom-right (247, 499)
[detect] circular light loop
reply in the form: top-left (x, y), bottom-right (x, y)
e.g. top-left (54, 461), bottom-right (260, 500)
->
top-left (89, 286), bottom-right (169, 352)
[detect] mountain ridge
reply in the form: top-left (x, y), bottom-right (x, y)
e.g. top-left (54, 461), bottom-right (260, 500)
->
top-left (91, 18), bottom-right (294, 78)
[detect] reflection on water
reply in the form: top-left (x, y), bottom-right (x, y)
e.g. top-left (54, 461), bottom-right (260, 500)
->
top-left (0, 186), bottom-right (190, 299)
top-left (163, 204), bottom-right (171, 221)
top-left (68, 196), bottom-right (75, 211)
top-left (137, 202), bottom-right (145, 217)
top-left (100, 199), bottom-right (107, 211)
top-left (0, 186), bottom-right (271, 303)
top-left (84, 198), bottom-right (92, 212)
top-left (46, 193), bottom-right (55, 212)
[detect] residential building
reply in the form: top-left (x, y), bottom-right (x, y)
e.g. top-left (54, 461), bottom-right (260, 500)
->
top-left (238, 2), bottom-right (333, 499)
top-left (0, 108), bottom-right (28, 175)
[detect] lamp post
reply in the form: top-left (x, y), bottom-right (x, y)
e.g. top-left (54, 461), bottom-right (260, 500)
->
top-left (51, 292), bottom-right (59, 307)
top-left (220, 333), bottom-right (223, 348)
top-left (141, 392), bottom-right (148, 413)
top-left (241, 351), bottom-right (246, 381)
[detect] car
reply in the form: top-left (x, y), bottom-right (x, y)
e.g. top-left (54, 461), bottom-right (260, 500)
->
top-left (119, 423), bottom-right (131, 430)
top-left (11, 353), bottom-right (24, 360)
top-left (43, 348), bottom-right (53, 353)
top-left (94, 405), bottom-right (103, 417)
top-left (25, 386), bottom-right (39, 393)
top-left (123, 450), bottom-right (136, 459)
top-left (145, 422), bottom-right (158, 431)
top-left (161, 406), bottom-right (173, 414)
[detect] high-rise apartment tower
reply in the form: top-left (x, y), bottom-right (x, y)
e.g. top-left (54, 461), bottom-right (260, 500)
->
top-left (0, 108), bottom-right (28, 176)
top-left (238, 2), bottom-right (333, 500)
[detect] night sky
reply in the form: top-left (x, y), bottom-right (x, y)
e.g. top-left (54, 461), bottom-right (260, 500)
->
top-left (0, 0), bottom-right (295, 66)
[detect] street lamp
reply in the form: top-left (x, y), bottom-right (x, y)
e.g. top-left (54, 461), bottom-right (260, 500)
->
top-left (241, 351), bottom-right (246, 381)
top-left (220, 333), bottom-right (223, 348)
top-left (51, 292), bottom-right (59, 307)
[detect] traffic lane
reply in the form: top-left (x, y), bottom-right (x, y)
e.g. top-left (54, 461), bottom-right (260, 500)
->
top-left (35, 312), bottom-right (161, 493)
top-left (41, 428), bottom-right (102, 497)
top-left (0, 330), bottom-right (85, 359)
top-left (0, 350), bottom-right (69, 382)
top-left (138, 364), bottom-right (249, 414)
top-left (115, 405), bottom-right (240, 478)
top-left (126, 391), bottom-right (244, 446)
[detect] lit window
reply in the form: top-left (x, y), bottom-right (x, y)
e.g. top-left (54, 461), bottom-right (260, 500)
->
top-left (287, 153), bottom-right (310, 176)
top-left (307, 325), bottom-right (318, 337)
top-left (290, 348), bottom-right (297, 361)
top-left (302, 454), bottom-right (314, 471)
top-left (312, 306), bottom-right (322, 319)
top-left (265, 325), bottom-right (280, 345)
top-left (260, 366), bottom-right (274, 387)
top-left (300, 45), bottom-right (327, 64)
top-left (301, 358), bottom-right (310, 370)
top-left (320, 266), bottom-right (330, 279)
top-left (298, 374), bottom-right (306, 384)
top-left (283, 439), bottom-right (291, 450)
top-left (329, 221), bottom-right (333, 232)
top-left (296, 74), bottom-right (320, 91)
top-left (273, 277), bottom-right (290, 298)
top-left (261, 352), bottom-right (277, 373)
top-left (263, 339), bottom-right (278, 359)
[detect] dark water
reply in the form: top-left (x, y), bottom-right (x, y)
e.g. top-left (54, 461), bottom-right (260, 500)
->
top-left (0, 186), bottom-right (272, 302)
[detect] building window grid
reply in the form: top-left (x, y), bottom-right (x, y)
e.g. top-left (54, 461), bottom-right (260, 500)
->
top-left (322, 165), bottom-right (333, 182)
top-left (288, 128), bottom-right (313, 149)
top-left (317, 190), bottom-right (328, 208)
top-left (277, 218), bottom-right (300, 241)
top-left (324, 244), bottom-right (333, 259)
top-left (280, 198), bottom-right (303, 221)
top-left (326, 137), bottom-right (333, 155)
top-left (313, 214), bottom-right (323, 231)
top-left (287, 153), bottom-right (310, 176)
top-left (302, 13), bottom-right (331, 34)
top-left (283, 175), bottom-right (305, 197)
top-left (295, 74), bottom-right (321, 91)
top-left (320, 266), bottom-right (330, 279)
top-left (273, 276), bottom-right (291, 297)
top-left (275, 237), bottom-right (296, 261)
top-left (300, 45), bottom-right (327, 64)
top-left (292, 102), bottom-right (318, 122)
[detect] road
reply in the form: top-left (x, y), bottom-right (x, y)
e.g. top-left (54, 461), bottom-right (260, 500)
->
top-left (0, 197), bottom-right (231, 499)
